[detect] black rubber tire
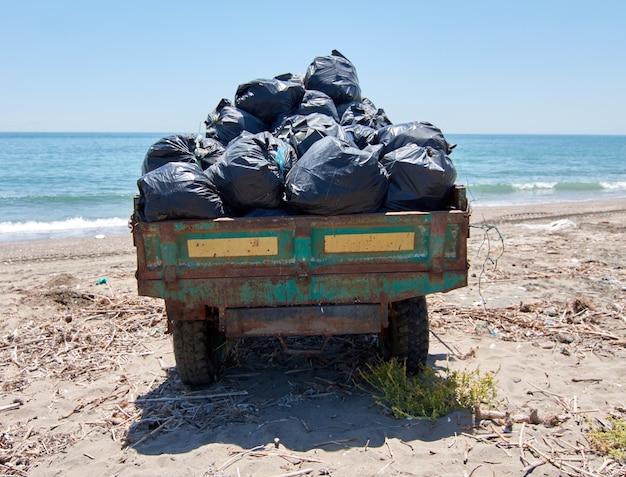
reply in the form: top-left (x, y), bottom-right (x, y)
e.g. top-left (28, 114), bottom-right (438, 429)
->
top-left (170, 308), bottom-right (226, 387)
top-left (383, 296), bottom-right (429, 373)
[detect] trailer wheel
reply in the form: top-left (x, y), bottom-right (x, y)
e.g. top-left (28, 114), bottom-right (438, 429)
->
top-left (167, 302), bottom-right (226, 387)
top-left (382, 296), bottom-right (429, 373)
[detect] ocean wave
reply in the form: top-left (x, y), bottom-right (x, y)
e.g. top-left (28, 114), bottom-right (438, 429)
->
top-left (469, 181), bottom-right (626, 194)
top-left (600, 181), bottom-right (626, 190)
top-left (0, 192), bottom-right (135, 201)
top-left (0, 217), bottom-right (129, 235)
top-left (512, 182), bottom-right (557, 191)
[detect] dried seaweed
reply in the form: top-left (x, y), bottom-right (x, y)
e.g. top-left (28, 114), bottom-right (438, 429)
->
top-left (1, 283), bottom-right (624, 475)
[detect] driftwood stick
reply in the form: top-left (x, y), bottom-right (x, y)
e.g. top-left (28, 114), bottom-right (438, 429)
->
top-left (475, 405), bottom-right (563, 427)
top-left (462, 432), bottom-right (501, 442)
top-left (313, 438), bottom-right (359, 447)
top-left (0, 337), bottom-right (51, 351)
top-left (376, 461), bottom-right (394, 475)
top-left (474, 405), bottom-right (508, 420)
top-left (467, 464), bottom-right (484, 477)
top-left (463, 440), bottom-right (473, 464)
top-left (522, 459), bottom-right (546, 476)
top-left (217, 444), bottom-right (268, 471)
top-left (273, 451), bottom-right (323, 464)
top-left (268, 469), bottom-right (314, 477)
top-left (7, 425), bottom-right (33, 462)
top-left (429, 329), bottom-right (462, 358)
top-left (490, 424), bottom-right (511, 442)
top-left (132, 391), bottom-right (248, 403)
top-left (0, 462), bottom-right (29, 477)
top-left (473, 406), bottom-right (523, 424)
top-left (129, 416), bottom-right (175, 449)
top-left (0, 402), bottom-right (21, 413)
top-left (526, 443), bottom-right (596, 477)
top-left (384, 436), bottom-right (394, 459)
top-left (528, 382), bottom-right (562, 399)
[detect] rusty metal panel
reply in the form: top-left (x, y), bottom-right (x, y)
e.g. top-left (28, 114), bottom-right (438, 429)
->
top-left (137, 270), bottom-right (468, 308)
top-left (444, 223), bottom-right (460, 259)
top-left (133, 185), bottom-right (471, 310)
top-left (224, 304), bottom-right (385, 337)
top-left (139, 224), bottom-right (163, 272)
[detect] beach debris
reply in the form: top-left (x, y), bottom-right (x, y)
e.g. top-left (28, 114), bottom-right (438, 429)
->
top-left (0, 400), bottom-right (22, 413)
top-left (572, 296), bottom-right (595, 313)
top-left (211, 441), bottom-right (321, 474)
top-left (1, 269), bottom-right (624, 475)
top-left (601, 275), bottom-right (620, 285)
top-left (469, 222), bottom-right (505, 306)
top-left (430, 296), bottom-right (625, 347)
top-left (516, 219), bottom-right (577, 231)
top-left (473, 405), bottom-right (547, 427)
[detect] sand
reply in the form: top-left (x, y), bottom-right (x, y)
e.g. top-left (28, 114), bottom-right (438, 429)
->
top-left (1, 199), bottom-right (625, 477)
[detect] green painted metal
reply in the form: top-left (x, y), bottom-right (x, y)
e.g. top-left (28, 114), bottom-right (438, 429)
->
top-left (133, 186), bottom-right (470, 309)
top-left (137, 271), bottom-right (468, 308)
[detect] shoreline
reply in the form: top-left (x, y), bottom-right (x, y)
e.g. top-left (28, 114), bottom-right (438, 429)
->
top-left (468, 196), bottom-right (626, 222)
top-left (2, 197), bottom-right (626, 248)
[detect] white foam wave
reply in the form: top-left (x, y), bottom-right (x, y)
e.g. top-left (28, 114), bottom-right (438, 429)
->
top-left (511, 182), bottom-right (557, 191)
top-left (0, 217), bottom-right (128, 234)
top-left (600, 181), bottom-right (626, 191)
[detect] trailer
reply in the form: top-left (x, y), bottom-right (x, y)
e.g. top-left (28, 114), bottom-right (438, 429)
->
top-left (132, 185), bottom-right (470, 386)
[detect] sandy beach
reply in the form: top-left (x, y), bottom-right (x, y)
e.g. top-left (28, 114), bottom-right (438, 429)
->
top-left (1, 199), bottom-right (625, 477)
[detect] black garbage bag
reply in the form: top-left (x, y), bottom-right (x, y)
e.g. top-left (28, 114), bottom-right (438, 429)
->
top-left (142, 134), bottom-right (198, 175)
top-left (285, 136), bottom-right (388, 215)
top-left (274, 72), bottom-right (303, 83)
top-left (235, 77), bottom-right (305, 127)
top-left (374, 121), bottom-right (456, 156)
top-left (142, 135), bottom-right (226, 174)
top-left (206, 131), bottom-right (296, 214)
top-left (381, 144), bottom-right (457, 212)
top-left (205, 98), bottom-right (266, 146)
top-left (304, 50), bottom-right (362, 105)
top-left (338, 98), bottom-right (392, 130)
top-left (294, 90), bottom-right (339, 121)
top-left (343, 124), bottom-right (377, 150)
top-left (137, 162), bottom-right (228, 222)
top-left (274, 112), bottom-right (354, 158)
top-left (194, 137), bottom-right (225, 170)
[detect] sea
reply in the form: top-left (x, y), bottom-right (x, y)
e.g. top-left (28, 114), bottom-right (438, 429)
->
top-left (1, 132), bottom-right (625, 242)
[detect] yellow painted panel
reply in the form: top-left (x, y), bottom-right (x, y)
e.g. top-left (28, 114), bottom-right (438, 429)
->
top-left (324, 232), bottom-right (415, 254)
top-left (188, 237), bottom-right (278, 258)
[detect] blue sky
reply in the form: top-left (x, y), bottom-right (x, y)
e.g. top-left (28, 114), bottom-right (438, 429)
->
top-left (1, 0), bottom-right (624, 135)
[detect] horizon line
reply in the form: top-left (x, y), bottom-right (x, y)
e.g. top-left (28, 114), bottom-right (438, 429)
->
top-left (1, 131), bottom-right (625, 137)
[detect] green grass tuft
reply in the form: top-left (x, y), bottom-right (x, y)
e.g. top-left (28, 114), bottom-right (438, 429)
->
top-left (360, 358), bottom-right (499, 420)
top-left (587, 416), bottom-right (626, 462)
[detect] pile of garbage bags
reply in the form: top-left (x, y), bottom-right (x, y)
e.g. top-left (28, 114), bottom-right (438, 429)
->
top-left (138, 50), bottom-right (457, 222)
